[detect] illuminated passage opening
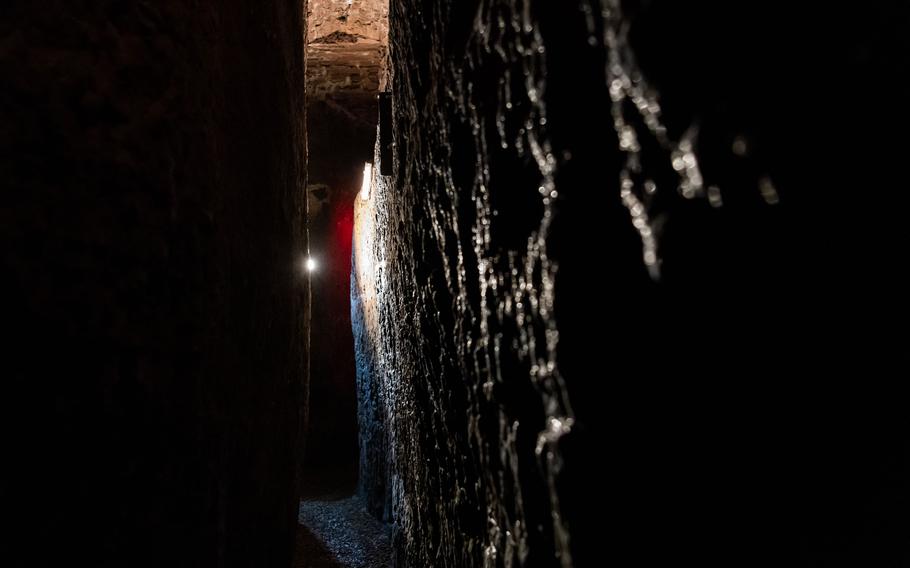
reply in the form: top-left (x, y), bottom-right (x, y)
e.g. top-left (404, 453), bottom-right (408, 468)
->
top-left (298, 2), bottom-right (390, 563)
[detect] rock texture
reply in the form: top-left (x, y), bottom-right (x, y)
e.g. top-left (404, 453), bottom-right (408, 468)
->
top-left (353, 1), bottom-right (908, 567)
top-left (2, 2), bottom-right (308, 567)
top-left (308, 0), bottom-right (389, 43)
top-left (298, 496), bottom-right (392, 568)
top-left (307, 42), bottom-right (383, 105)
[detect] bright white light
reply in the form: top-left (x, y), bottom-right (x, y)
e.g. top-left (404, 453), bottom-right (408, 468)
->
top-left (360, 162), bottom-right (373, 201)
top-left (306, 257), bottom-right (317, 272)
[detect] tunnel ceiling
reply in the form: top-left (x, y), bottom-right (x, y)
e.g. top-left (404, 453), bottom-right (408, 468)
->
top-left (306, 0), bottom-right (388, 128)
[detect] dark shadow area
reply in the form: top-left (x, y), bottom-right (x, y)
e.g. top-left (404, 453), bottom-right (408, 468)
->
top-left (296, 525), bottom-right (346, 568)
top-left (2, 2), bottom-right (308, 567)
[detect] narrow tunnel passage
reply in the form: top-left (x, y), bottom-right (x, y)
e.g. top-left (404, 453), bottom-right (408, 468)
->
top-left (298, 1), bottom-right (392, 565)
top-left (4, 1), bottom-right (907, 567)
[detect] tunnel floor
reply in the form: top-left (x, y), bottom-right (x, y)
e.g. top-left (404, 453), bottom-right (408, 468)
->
top-left (296, 466), bottom-right (391, 568)
top-left (296, 495), bottom-right (391, 568)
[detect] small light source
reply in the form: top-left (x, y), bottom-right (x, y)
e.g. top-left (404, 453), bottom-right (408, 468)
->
top-left (305, 257), bottom-right (317, 272)
top-left (360, 162), bottom-right (373, 201)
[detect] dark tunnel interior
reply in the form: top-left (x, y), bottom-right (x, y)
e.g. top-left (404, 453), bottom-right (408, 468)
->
top-left (2, 1), bottom-right (908, 567)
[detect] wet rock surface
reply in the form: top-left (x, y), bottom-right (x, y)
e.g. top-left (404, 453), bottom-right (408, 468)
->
top-left (353, 1), bottom-right (909, 567)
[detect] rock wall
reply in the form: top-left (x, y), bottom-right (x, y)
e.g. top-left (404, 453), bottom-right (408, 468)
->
top-left (354, 1), bottom-right (908, 566)
top-left (352, 157), bottom-right (389, 520)
top-left (2, 2), bottom-right (308, 567)
top-left (307, 42), bottom-right (383, 103)
top-left (307, 0), bottom-right (389, 43)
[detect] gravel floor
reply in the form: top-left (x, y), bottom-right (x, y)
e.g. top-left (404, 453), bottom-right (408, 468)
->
top-left (297, 496), bottom-right (391, 568)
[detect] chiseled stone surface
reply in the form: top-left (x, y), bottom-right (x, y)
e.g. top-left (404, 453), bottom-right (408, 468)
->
top-left (2, 2), bottom-right (308, 567)
top-left (307, 0), bottom-right (389, 43)
top-left (307, 41), bottom-right (383, 103)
